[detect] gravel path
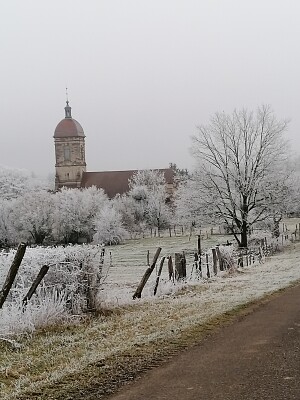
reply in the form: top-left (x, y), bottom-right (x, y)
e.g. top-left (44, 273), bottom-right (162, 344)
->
top-left (105, 283), bottom-right (300, 400)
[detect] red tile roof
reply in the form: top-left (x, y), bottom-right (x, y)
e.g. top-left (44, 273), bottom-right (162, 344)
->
top-left (81, 168), bottom-right (174, 198)
top-left (54, 118), bottom-right (85, 138)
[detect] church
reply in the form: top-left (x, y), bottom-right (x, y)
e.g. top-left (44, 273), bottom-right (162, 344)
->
top-left (53, 101), bottom-right (175, 198)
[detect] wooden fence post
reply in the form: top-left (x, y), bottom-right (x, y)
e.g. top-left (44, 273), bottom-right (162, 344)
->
top-left (182, 252), bottom-right (187, 278)
top-left (238, 254), bottom-right (244, 268)
top-left (259, 247), bottom-right (263, 262)
top-left (197, 234), bottom-right (201, 255)
top-left (168, 256), bottom-right (174, 281)
top-left (175, 253), bottom-right (186, 280)
top-left (216, 246), bottom-right (224, 271)
top-left (0, 242), bottom-right (27, 309)
top-left (154, 257), bottom-right (166, 295)
top-left (197, 234), bottom-right (202, 271)
top-left (212, 248), bottom-right (218, 275)
top-left (22, 265), bottom-right (49, 307)
top-left (133, 247), bottom-right (162, 299)
top-left (206, 253), bottom-right (210, 278)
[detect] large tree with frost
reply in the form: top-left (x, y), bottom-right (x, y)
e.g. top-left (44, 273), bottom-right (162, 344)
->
top-left (0, 165), bottom-right (51, 200)
top-left (191, 105), bottom-right (289, 247)
top-left (0, 199), bottom-right (19, 247)
top-left (52, 187), bottom-right (109, 243)
top-left (127, 170), bottom-right (172, 235)
top-left (12, 190), bottom-right (54, 245)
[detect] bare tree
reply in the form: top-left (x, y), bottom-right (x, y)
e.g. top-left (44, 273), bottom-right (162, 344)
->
top-left (191, 105), bottom-right (289, 247)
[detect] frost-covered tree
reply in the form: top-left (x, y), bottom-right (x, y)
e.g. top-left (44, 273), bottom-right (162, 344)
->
top-left (0, 199), bottom-right (19, 247)
top-left (255, 164), bottom-right (295, 237)
top-left (127, 170), bottom-right (172, 235)
top-left (173, 177), bottom-right (206, 230)
top-left (0, 165), bottom-right (51, 200)
top-left (191, 105), bottom-right (289, 247)
top-left (169, 162), bottom-right (189, 184)
top-left (114, 195), bottom-right (146, 237)
top-left (52, 187), bottom-right (108, 244)
top-left (12, 190), bottom-right (54, 245)
top-left (93, 204), bottom-right (128, 245)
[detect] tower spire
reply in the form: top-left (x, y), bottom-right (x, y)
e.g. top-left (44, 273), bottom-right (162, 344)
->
top-left (64, 87), bottom-right (72, 118)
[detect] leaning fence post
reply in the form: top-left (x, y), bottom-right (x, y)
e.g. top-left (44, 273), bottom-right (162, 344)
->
top-left (133, 247), bottom-right (162, 299)
top-left (154, 257), bottom-right (166, 296)
top-left (22, 265), bottom-right (50, 307)
top-left (0, 242), bottom-right (27, 309)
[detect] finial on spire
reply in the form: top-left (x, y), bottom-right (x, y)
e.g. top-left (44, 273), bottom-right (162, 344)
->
top-left (66, 87), bottom-right (69, 106)
top-left (64, 88), bottom-right (72, 118)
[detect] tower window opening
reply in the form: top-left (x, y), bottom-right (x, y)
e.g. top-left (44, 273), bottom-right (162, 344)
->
top-left (64, 145), bottom-right (71, 161)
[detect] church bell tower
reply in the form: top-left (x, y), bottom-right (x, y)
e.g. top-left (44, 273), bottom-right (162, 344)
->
top-left (53, 100), bottom-right (86, 190)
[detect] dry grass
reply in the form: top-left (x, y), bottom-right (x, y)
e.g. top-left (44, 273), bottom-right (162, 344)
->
top-left (1, 288), bottom-right (294, 400)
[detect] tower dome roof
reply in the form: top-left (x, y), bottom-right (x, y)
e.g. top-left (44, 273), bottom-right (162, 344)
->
top-left (54, 118), bottom-right (85, 138)
top-left (53, 101), bottom-right (85, 138)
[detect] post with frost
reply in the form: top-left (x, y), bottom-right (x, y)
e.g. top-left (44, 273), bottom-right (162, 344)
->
top-left (175, 252), bottom-right (186, 280)
top-left (133, 247), bottom-right (162, 299)
top-left (0, 243), bottom-right (27, 309)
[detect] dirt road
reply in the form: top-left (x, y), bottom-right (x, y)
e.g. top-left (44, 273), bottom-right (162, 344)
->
top-left (105, 284), bottom-right (300, 400)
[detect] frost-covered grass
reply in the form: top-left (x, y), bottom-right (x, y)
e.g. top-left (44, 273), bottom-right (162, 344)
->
top-left (0, 225), bottom-right (296, 337)
top-left (0, 245), bottom-right (106, 336)
top-left (1, 233), bottom-right (300, 399)
top-left (0, 234), bottom-right (216, 338)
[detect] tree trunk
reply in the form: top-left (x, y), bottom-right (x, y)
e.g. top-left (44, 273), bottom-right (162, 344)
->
top-left (240, 221), bottom-right (248, 248)
top-left (272, 216), bottom-right (281, 238)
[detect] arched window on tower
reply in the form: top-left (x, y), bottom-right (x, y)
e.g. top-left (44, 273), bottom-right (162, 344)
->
top-left (64, 145), bottom-right (71, 161)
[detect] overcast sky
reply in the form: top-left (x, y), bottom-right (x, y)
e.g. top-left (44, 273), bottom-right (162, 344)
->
top-left (0, 0), bottom-right (299, 176)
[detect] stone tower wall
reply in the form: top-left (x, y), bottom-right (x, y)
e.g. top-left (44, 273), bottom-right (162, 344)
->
top-left (54, 136), bottom-right (86, 189)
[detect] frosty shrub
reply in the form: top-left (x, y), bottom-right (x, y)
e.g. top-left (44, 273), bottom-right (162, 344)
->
top-left (0, 245), bottom-right (107, 337)
top-left (0, 290), bottom-right (69, 337)
top-left (248, 230), bottom-right (273, 247)
top-left (218, 245), bottom-right (236, 270)
top-left (93, 205), bottom-right (129, 245)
